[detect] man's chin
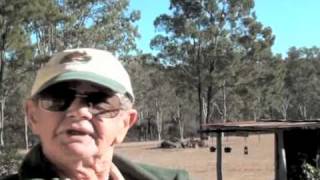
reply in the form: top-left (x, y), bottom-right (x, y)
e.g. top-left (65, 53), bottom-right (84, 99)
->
top-left (63, 142), bottom-right (99, 158)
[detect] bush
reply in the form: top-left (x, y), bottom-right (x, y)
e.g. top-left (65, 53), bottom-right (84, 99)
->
top-left (301, 162), bottom-right (320, 180)
top-left (0, 147), bottom-right (23, 176)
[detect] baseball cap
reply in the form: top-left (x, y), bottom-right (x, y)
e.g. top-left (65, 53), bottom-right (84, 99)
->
top-left (31, 48), bottom-right (134, 102)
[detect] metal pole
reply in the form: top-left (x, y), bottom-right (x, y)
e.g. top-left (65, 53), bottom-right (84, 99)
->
top-left (275, 130), bottom-right (287, 180)
top-left (217, 132), bottom-right (223, 180)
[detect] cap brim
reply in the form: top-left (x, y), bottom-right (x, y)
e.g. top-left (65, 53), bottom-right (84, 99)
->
top-left (35, 71), bottom-right (127, 96)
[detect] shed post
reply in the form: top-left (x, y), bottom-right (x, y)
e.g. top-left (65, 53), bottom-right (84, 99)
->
top-left (217, 131), bottom-right (223, 180)
top-left (275, 130), bottom-right (287, 180)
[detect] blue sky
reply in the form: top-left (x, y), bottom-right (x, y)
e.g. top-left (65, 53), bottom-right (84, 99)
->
top-left (129, 0), bottom-right (320, 57)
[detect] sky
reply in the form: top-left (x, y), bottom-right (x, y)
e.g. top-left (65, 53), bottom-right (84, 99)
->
top-left (129, 0), bottom-right (320, 57)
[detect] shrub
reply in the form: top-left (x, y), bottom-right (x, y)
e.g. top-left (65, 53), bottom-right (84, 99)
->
top-left (0, 147), bottom-right (23, 176)
top-left (301, 162), bottom-right (320, 180)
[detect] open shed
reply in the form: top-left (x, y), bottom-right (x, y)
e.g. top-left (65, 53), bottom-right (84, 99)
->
top-left (200, 120), bottom-right (320, 180)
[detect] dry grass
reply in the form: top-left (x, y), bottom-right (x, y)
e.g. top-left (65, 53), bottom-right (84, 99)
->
top-left (115, 134), bottom-right (275, 180)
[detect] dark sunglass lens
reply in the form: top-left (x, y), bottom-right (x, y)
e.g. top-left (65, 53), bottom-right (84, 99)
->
top-left (38, 88), bottom-right (75, 111)
top-left (40, 97), bottom-right (68, 111)
top-left (86, 92), bottom-right (109, 105)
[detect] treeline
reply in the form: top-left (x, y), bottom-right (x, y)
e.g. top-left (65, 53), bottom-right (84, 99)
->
top-left (0, 0), bottom-right (319, 148)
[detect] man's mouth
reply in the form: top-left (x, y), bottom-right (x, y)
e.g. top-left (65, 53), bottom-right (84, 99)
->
top-left (65, 129), bottom-right (95, 139)
top-left (67, 129), bottom-right (87, 136)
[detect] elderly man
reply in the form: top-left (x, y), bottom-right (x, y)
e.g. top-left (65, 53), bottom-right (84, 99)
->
top-left (3, 48), bottom-right (189, 180)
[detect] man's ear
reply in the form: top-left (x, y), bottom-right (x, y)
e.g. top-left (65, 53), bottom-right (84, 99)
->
top-left (25, 99), bottom-right (39, 135)
top-left (126, 109), bottom-right (138, 128)
top-left (115, 109), bottom-right (138, 144)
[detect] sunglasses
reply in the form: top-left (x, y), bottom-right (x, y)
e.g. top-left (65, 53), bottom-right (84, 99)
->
top-left (34, 83), bottom-right (122, 118)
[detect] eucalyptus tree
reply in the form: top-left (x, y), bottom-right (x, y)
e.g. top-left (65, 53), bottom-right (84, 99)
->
top-left (151, 0), bottom-right (274, 134)
top-left (1, 0), bottom-right (141, 148)
top-left (284, 47), bottom-right (320, 120)
top-left (0, 0), bottom-right (38, 147)
top-left (28, 0), bottom-right (140, 57)
top-left (266, 56), bottom-right (288, 120)
top-left (126, 54), bottom-right (198, 141)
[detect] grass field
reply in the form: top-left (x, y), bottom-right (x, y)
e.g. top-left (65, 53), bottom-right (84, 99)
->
top-left (115, 134), bottom-right (275, 180)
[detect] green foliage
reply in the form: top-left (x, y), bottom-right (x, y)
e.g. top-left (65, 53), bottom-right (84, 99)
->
top-left (151, 0), bottom-right (275, 130)
top-left (24, 0), bottom-right (140, 56)
top-left (0, 147), bottom-right (23, 176)
top-left (300, 162), bottom-right (320, 180)
top-left (126, 55), bottom-right (198, 140)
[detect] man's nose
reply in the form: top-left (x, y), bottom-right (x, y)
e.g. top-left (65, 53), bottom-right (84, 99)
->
top-left (65, 97), bottom-right (93, 120)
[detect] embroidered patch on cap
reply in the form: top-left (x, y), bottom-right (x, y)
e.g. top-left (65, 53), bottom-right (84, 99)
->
top-left (59, 51), bottom-right (91, 64)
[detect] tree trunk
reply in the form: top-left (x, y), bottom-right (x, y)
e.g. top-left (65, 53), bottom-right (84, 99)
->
top-left (298, 104), bottom-right (307, 120)
top-left (155, 99), bottom-right (162, 141)
top-left (0, 30), bottom-right (6, 147)
top-left (138, 111), bottom-right (144, 141)
top-left (197, 73), bottom-right (203, 130)
top-left (177, 104), bottom-right (184, 141)
top-left (147, 112), bottom-right (152, 140)
top-left (252, 95), bottom-right (262, 121)
top-left (280, 98), bottom-right (290, 120)
top-left (0, 99), bottom-right (5, 146)
top-left (223, 80), bottom-right (227, 122)
top-left (202, 97), bottom-right (207, 123)
top-left (196, 42), bottom-right (205, 139)
top-left (24, 115), bottom-right (29, 150)
top-left (206, 85), bottom-right (213, 124)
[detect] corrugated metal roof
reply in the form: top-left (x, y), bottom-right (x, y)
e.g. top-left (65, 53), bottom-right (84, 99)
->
top-left (200, 120), bottom-right (320, 133)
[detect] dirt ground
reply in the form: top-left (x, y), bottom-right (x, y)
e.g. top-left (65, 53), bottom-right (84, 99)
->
top-left (115, 134), bottom-right (275, 180)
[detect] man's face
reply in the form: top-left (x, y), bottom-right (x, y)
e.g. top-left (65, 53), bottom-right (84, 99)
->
top-left (26, 81), bottom-right (137, 161)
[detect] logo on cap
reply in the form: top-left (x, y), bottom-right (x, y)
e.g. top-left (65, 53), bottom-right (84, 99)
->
top-left (59, 51), bottom-right (91, 64)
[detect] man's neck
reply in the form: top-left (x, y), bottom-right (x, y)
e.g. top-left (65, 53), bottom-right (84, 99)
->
top-left (50, 153), bottom-right (113, 180)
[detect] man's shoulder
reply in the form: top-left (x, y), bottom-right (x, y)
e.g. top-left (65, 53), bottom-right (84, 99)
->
top-left (114, 154), bottom-right (190, 180)
top-left (0, 174), bottom-right (19, 180)
top-left (138, 163), bottom-right (190, 180)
